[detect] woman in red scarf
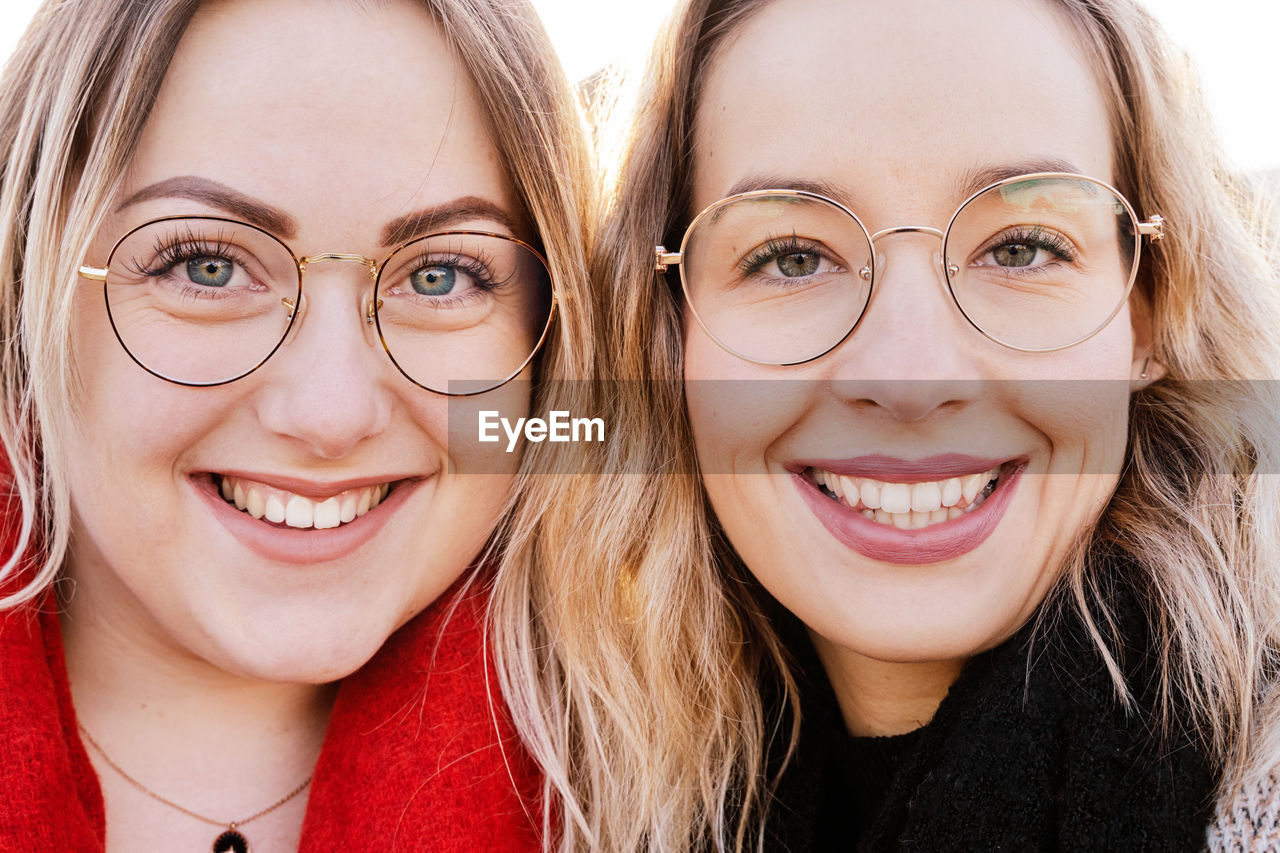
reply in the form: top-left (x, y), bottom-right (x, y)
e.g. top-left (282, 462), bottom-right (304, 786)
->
top-left (0, 0), bottom-right (593, 849)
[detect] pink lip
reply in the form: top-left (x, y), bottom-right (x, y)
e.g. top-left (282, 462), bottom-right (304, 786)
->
top-left (793, 462), bottom-right (1024, 565)
top-left (788, 453), bottom-right (1010, 483)
top-left (213, 469), bottom-right (412, 499)
top-left (192, 473), bottom-right (430, 565)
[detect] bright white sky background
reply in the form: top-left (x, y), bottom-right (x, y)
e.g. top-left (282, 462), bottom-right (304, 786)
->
top-left (0, 0), bottom-right (1275, 172)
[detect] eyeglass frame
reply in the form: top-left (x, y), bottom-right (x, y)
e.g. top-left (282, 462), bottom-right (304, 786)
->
top-left (78, 214), bottom-right (559, 395)
top-left (654, 171), bottom-right (1165, 364)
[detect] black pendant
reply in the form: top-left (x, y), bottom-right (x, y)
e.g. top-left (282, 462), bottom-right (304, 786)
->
top-left (212, 829), bottom-right (249, 853)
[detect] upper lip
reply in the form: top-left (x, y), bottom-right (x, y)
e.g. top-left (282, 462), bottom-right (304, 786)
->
top-left (205, 470), bottom-right (424, 498)
top-left (788, 453), bottom-right (1020, 483)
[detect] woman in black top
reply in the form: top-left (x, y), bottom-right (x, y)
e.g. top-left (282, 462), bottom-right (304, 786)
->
top-left (495, 0), bottom-right (1280, 849)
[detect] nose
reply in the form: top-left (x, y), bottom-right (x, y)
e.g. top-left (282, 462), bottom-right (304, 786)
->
top-left (827, 230), bottom-right (983, 422)
top-left (253, 265), bottom-right (393, 458)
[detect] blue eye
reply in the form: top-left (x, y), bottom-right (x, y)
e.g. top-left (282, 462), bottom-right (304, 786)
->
top-left (187, 256), bottom-right (235, 287)
top-left (410, 265), bottom-right (457, 295)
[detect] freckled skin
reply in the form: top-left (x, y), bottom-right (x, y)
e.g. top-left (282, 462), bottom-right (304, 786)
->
top-left (683, 0), bottom-right (1156, 726)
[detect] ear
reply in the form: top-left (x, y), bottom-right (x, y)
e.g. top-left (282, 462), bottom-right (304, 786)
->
top-left (1128, 289), bottom-right (1165, 390)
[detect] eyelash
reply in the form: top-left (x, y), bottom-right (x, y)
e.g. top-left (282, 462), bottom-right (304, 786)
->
top-left (399, 249), bottom-right (510, 306)
top-left (740, 235), bottom-right (829, 275)
top-left (985, 226), bottom-right (1077, 265)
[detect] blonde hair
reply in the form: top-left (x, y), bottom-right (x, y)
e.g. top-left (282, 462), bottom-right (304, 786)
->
top-left (494, 0), bottom-right (1280, 849)
top-left (0, 0), bottom-right (597, 616)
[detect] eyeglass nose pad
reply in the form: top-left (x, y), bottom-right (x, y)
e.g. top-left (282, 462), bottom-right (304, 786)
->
top-left (363, 295), bottom-right (383, 326)
top-left (280, 293), bottom-right (308, 345)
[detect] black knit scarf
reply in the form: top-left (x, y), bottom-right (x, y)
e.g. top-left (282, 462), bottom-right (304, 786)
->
top-left (765, 580), bottom-right (1218, 852)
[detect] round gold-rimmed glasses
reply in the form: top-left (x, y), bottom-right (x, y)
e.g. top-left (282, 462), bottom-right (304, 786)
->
top-left (654, 172), bottom-right (1164, 365)
top-left (78, 215), bottom-right (556, 394)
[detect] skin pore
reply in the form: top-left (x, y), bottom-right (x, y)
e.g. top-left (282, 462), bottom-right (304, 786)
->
top-left (60, 1), bottom-right (526, 849)
top-left (684, 0), bottom-right (1160, 737)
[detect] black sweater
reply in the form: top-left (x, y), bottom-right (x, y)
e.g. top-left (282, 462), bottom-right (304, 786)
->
top-left (764, 586), bottom-right (1217, 852)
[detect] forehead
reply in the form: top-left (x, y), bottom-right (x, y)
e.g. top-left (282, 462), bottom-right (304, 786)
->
top-left (692, 0), bottom-right (1114, 220)
top-left (121, 0), bottom-right (517, 245)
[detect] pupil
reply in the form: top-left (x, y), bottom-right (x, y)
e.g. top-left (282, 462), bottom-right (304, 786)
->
top-left (994, 244), bottom-right (1035, 268)
top-left (187, 256), bottom-right (233, 287)
top-left (777, 252), bottom-right (819, 277)
top-left (411, 265), bottom-right (456, 295)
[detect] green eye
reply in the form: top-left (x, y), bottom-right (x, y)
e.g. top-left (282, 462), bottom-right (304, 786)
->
top-left (187, 256), bottom-right (234, 287)
top-left (776, 251), bottom-right (820, 277)
top-left (992, 244), bottom-right (1037, 268)
top-left (410, 265), bottom-right (456, 295)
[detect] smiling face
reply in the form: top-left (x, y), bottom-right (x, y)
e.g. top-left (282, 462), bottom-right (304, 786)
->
top-left (64, 0), bottom-right (528, 682)
top-left (684, 0), bottom-right (1154, 673)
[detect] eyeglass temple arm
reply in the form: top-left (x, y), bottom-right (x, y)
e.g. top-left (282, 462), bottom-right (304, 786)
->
top-left (79, 266), bottom-right (108, 281)
top-left (654, 246), bottom-right (681, 272)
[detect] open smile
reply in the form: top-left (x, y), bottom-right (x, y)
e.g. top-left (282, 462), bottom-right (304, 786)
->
top-left (193, 471), bottom-right (429, 565)
top-left (791, 455), bottom-right (1026, 565)
top-left (216, 474), bottom-right (395, 530)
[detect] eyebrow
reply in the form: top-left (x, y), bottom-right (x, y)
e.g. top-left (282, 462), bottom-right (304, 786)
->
top-left (379, 198), bottom-right (519, 247)
top-left (117, 178), bottom-right (519, 249)
top-left (725, 175), bottom-right (851, 203)
top-left (722, 159), bottom-right (1086, 210)
top-left (117, 176), bottom-right (299, 239)
top-left (957, 158), bottom-right (1082, 198)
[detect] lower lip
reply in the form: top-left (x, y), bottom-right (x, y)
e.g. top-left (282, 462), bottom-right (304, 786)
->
top-left (794, 465), bottom-right (1023, 565)
top-left (193, 475), bottom-right (429, 565)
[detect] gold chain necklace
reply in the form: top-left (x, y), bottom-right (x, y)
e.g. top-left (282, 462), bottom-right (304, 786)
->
top-left (78, 723), bottom-right (313, 853)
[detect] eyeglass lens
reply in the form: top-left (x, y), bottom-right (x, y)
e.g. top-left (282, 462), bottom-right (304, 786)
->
top-left (680, 176), bottom-right (1139, 363)
top-left (101, 218), bottom-right (553, 391)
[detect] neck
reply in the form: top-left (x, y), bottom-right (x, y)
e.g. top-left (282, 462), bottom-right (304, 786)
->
top-left (60, 563), bottom-right (336, 850)
top-left (809, 630), bottom-right (964, 737)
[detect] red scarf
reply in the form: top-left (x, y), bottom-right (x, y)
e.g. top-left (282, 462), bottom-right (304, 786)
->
top-left (0, 572), bottom-right (543, 851)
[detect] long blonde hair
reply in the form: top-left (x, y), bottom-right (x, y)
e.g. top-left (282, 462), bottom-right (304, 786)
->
top-left (494, 0), bottom-right (1280, 849)
top-left (0, 0), bottom-right (596, 610)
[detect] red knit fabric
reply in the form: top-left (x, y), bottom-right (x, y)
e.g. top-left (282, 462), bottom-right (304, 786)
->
top-left (0, 569), bottom-right (542, 851)
top-left (299, 580), bottom-right (544, 852)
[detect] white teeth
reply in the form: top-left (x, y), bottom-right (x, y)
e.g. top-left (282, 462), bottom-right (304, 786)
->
top-left (264, 494), bottom-right (286, 524)
top-left (246, 488), bottom-right (266, 519)
top-left (839, 476), bottom-right (859, 507)
top-left (313, 497), bottom-right (341, 530)
top-left (962, 473), bottom-right (987, 503)
top-left (880, 482), bottom-right (912, 514)
top-left (910, 481), bottom-right (942, 513)
top-left (811, 465), bottom-right (1005, 531)
top-left (217, 475), bottom-right (394, 530)
top-left (285, 496), bottom-right (313, 529)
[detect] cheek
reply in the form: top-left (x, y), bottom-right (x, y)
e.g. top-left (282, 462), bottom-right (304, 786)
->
top-left (684, 322), bottom-right (812, 476)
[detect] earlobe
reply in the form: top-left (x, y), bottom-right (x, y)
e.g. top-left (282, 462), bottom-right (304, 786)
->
top-left (1128, 291), bottom-right (1165, 389)
top-left (1132, 353), bottom-right (1166, 388)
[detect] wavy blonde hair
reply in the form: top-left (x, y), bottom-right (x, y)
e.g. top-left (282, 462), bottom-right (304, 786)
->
top-left (0, 0), bottom-right (596, 612)
top-left (493, 0), bottom-right (1280, 849)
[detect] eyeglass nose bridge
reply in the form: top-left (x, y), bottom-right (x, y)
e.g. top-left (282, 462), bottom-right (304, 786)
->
top-left (292, 252), bottom-right (383, 327)
top-left (860, 224), bottom-right (957, 282)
